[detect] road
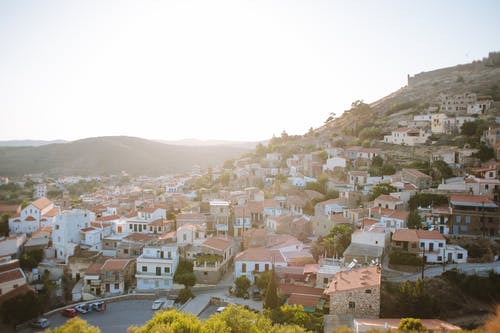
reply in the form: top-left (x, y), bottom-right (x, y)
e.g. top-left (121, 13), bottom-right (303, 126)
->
top-left (383, 261), bottom-right (500, 282)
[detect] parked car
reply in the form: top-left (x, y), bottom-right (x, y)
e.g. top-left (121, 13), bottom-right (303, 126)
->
top-left (152, 298), bottom-right (165, 310)
top-left (216, 306), bottom-right (226, 313)
top-left (31, 318), bottom-right (50, 328)
top-left (75, 304), bottom-right (88, 314)
top-left (61, 308), bottom-right (77, 317)
top-left (252, 286), bottom-right (262, 301)
top-left (90, 301), bottom-right (106, 312)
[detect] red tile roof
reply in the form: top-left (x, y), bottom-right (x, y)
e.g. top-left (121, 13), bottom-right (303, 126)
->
top-left (202, 237), bottom-right (233, 251)
top-left (100, 259), bottom-right (131, 271)
top-left (0, 268), bottom-right (24, 284)
top-left (324, 266), bottom-right (381, 294)
top-left (32, 197), bottom-right (53, 210)
top-left (287, 293), bottom-right (322, 308)
top-left (43, 207), bottom-right (60, 217)
top-left (279, 284), bottom-right (324, 296)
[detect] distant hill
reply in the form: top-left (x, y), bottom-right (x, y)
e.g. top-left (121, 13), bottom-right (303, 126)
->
top-left (0, 139), bottom-right (68, 147)
top-left (155, 138), bottom-right (265, 150)
top-left (0, 136), bottom-right (251, 177)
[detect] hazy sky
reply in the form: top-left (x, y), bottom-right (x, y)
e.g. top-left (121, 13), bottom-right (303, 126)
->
top-left (1, 1), bottom-right (499, 142)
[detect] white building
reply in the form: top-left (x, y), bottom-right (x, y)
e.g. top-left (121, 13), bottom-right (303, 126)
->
top-left (33, 184), bottom-right (47, 199)
top-left (52, 209), bottom-right (95, 262)
top-left (135, 243), bottom-right (179, 291)
top-left (177, 224), bottom-right (207, 247)
top-left (234, 247), bottom-right (287, 283)
top-left (323, 157), bottom-right (347, 171)
top-left (384, 128), bottom-right (430, 146)
top-left (80, 227), bottom-right (102, 252)
top-left (125, 207), bottom-right (168, 234)
top-left (9, 197), bottom-right (59, 235)
top-left (0, 234), bottom-right (27, 258)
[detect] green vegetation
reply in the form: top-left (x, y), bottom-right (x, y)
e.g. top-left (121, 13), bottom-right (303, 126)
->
top-left (442, 269), bottom-right (500, 302)
top-left (195, 253), bottom-right (223, 265)
top-left (0, 213), bottom-right (9, 236)
top-left (267, 305), bottom-right (323, 332)
top-left (370, 183), bottom-right (397, 200)
top-left (388, 101), bottom-right (418, 114)
top-left (398, 318), bottom-right (426, 331)
top-left (0, 290), bottom-right (42, 325)
top-left (382, 279), bottom-right (438, 319)
top-left (473, 143), bottom-right (495, 162)
top-left (67, 180), bottom-right (101, 199)
top-left (408, 193), bottom-right (448, 210)
top-left (314, 224), bottom-right (352, 258)
top-left (263, 267), bottom-right (278, 310)
top-left (19, 249), bottom-right (44, 270)
top-left (234, 275), bottom-right (251, 298)
top-left (174, 259), bottom-right (196, 288)
top-left (407, 210), bottom-right (422, 230)
top-left (0, 182), bottom-right (33, 204)
top-left (389, 250), bottom-right (423, 266)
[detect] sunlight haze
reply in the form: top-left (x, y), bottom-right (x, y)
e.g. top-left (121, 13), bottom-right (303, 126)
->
top-left (0, 0), bottom-right (499, 142)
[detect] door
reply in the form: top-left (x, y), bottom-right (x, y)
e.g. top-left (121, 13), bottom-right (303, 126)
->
top-left (105, 284), bottom-right (110, 292)
top-left (156, 267), bottom-right (161, 276)
top-left (429, 243), bottom-right (434, 252)
top-left (447, 253), bottom-right (452, 263)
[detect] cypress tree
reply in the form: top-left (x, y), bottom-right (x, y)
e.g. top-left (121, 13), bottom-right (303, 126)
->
top-left (263, 265), bottom-right (279, 309)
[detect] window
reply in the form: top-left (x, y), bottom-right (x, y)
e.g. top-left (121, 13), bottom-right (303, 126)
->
top-left (124, 249), bottom-right (129, 254)
top-left (242, 263), bottom-right (246, 273)
top-left (420, 242), bottom-right (425, 248)
top-left (411, 243), bottom-right (417, 249)
top-left (168, 251), bottom-right (172, 259)
top-left (265, 264), bottom-right (269, 271)
top-left (458, 253), bottom-right (463, 259)
top-left (142, 266), bottom-right (147, 272)
top-left (105, 271), bottom-right (110, 279)
top-left (114, 272), bottom-right (119, 280)
top-left (461, 225), bottom-right (468, 231)
top-left (437, 256), bottom-right (442, 261)
top-left (164, 267), bottom-right (170, 274)
top-left (129, 224), bottom-right (133, 230)
top-left (456, 216), bottom-right (461, 223)
top-left (323, 278), bottom-right (329, 284)
top-left (438, 243), bottom-right (443, 247)
top-left (255, 264), bottom-right (259, 271)
top-left (204, 272), bottom-right (208, 276)
top-left (156, 267), bottom-right (161, 276)
top-left (55, 225), bottom-right (60, 230)
top-left (183, 234), bottom-right (187, 241)
top-left (365, 289), bottom-right (371, 294)
top-left (348, 301), bottom-right (355, 309)
top-left (396, 241), bottom-right (401, 246)
top-left (114, 283), bottom-right (119, 289)
top-left (465, 216), bottom-right (471, 224)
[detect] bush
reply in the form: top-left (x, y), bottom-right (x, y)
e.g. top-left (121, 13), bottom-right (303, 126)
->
top-left (176, 287), bottom-right (194, 304)
top-left (234, 276), bottom-right (251, 298)
top-left (389, 251), bottom-right (423, 266)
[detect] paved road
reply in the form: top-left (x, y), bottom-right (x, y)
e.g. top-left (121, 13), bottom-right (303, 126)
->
top-left (383, 262), bottom-right (500, 282)
top-left (18, 300), bottom-right (157, 333)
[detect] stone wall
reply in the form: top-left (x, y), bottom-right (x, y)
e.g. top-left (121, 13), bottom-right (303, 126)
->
top-left (329, 286), bottom-right (380, 318)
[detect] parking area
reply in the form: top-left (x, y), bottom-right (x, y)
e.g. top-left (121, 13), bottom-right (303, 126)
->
top-left (19, 300), bottom-right (157, 333)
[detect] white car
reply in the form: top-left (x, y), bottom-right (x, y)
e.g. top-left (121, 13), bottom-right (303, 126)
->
top-left (216, 306), bottom-right (226, 313)
top-left (75, 304), bottom-right (88, 314)
top-left (152, 299), bottom-right (165, 310)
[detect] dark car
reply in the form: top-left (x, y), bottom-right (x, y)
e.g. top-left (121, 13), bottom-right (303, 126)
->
top-left (61, 307), bottom-right (77, 317)
top-left (252, 286), bottom-right (262, 300)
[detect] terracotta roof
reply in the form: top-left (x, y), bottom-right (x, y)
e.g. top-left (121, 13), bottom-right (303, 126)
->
top-left (243, 228), bottom-right (267, 240)
top-left (91, 221), bottom-right (112, 228)
top-left (279, 284), bottom-right (324, 296)
top-left (402, 168), bottom-right (431, 179)
top-left (202, 237), bottom-right (233, 251)
top-left (303, 264), bottom-right (319, 274)
top-left (101, 259), bottom-right (131, 271)
top-left (450, 195), bottom-right (497, 207)
top-left (287, 293), bottom-right (322, 308)
top-left (392, 229), bottom-right (445, 242)
top-left (0, 283), bottom-right (33, 304)
top-left (0, 204), bottom-right (20, 214)
top-left (432, 206), bottom-right (451, 215)
top-left (330, 214), bottom-right (350, 224)
top-left (234, 206), bottom-right (252, 218)
top-left (246, 201), bottom-right (264, 213)
top-left (139, 207), bottom-right (161, 214)
top-left (392, 229), bottom-right (419, 242)
top-left (0, 268), bottom-right (24, 284)
top-left (81, 227), bottom-right (96, 232)
top-left (324, 266), bottom-right (381, 294)
top-left (85, 263), bottom-right (102, 275)
top-left (25, 216), bottom-right (36, 221)
top-left (149, 218), bottom-right (170, 227)
top-left (235, 247), bottom-right (285, 263)
top-left (97, 215), bottom-right (121, 221)
top-left (263, 199), bottom-right (279, 208)
top-left (374, 194), bottom-right (401, 203)
top-left (31, 197), bottom-right (53, 210)
top-left (386, 210), bottom-right (410, 220)
top-left (42, 207), bottom-right (60, 217)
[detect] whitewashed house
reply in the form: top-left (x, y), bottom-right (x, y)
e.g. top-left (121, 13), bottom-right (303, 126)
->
top-left (9, 197), bottom-right (59, 235)
top-left (234, 247), bottom-right (287, 283)
top-left (52, 209), bottom-right (95, 262)
top-left (135, 242), bottom-right (179, 291)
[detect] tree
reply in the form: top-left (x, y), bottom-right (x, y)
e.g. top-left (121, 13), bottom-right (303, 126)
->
top-left (398, 318), bottom-right (425, 332)
top-left (485, 305), bottom-right (500, 333)
top-left (234, 275), bottom-right (251, 298)
top-left (264, 267), bottom-right (279, 310)
top-left (269, 305), bottom-right (323, 332)
top-left (175, 272), bottom-right (196, 288)
top-left (0, 290), bottom-right (42, 325)
top-left (371, 155), bottom-right (384, 168)
top-left (329, 224), bottom-right (353, 257)
top-left (431, 160), bottom-right (453, 180)
top-left (408, 193), bottom-right (448, 210)
top-left (176, 287), bottom-right (194, 304)
top-left (129, 308), bottom-right (202, 333)
top-left (44, 317), bottom-right (100, 333)
top-left (255, 269), bottom-right (273, 294)
top-left (19, 249), bottom-right (44, 270)
top-left (370, 183), bottom-right (397, 200)
top-left (407, 210), bottom-right (422, 229)
top-left (474, 143), bottom-right (495, 162)
top-left (0, 213), bottom-right (9, 236)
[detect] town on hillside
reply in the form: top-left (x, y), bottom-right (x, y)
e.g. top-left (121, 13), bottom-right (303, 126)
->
top-left (1, 73), bottom-right (500, 331)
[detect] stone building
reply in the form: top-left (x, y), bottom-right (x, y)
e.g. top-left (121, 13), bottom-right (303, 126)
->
top-left (324, 266), bottom-right (381, 318)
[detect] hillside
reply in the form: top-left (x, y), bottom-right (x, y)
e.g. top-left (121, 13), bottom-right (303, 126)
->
top-left (0, 136), bottom-right (251, 177)
top-left (321, 52), bottom-right (500, 136)
top-left (0, 140), bottom-right (68, 147)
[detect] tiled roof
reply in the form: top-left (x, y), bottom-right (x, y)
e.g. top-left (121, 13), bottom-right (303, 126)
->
top-left (32, 197), bottom-right (53, 210)
top-left (324, 266), bottom-right (381, 294)
top-left (42, 207), bottom-right (60, 217)
top-left (287, 293), bottom-right (322, 308)
top-left (177, 213), bottom-right (206, 221)
top-left (81, 227), bottom-right (96, 232)
top-left (279, 284), bottom-right (324, 296)
top-left (392, 229), bottom-right (445, 242)
top-left (402, 168), bottom-right (431, 179)
top-left (374, 194), bottom-right (401, 203)
top-left (450, 195), bottom-right (497, 207)
top-left (85, 263), bottom-right (102, 275)
top-left (0, 268), bottom-right (24, 284)
top-left (97, 215), bottom-right (121, 221)
top-left (235, 247), bottom-right (285, 263)
top-left (100, 259), bottom-right (131, 271)
top-left (202, 237), bottom-right (233, 251)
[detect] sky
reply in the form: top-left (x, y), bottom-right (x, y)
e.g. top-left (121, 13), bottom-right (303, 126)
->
top-left (0, 0), bottom-right (499, 142)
